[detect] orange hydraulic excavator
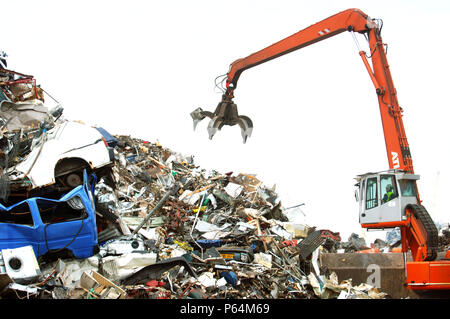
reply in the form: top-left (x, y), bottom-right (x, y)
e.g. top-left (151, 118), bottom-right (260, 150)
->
top-left (191, 8), bottom-right (450, 290)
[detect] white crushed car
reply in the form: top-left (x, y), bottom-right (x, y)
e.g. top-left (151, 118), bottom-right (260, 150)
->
top-left (7, 118), bottom-right (115, 192)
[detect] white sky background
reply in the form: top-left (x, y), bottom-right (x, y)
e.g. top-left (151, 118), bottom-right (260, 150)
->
top-left (2, 0), bottom-right (449, 242)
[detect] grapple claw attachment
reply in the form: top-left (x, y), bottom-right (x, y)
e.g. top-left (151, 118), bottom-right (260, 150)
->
top-left (191, 95), bottom-right (253, 143)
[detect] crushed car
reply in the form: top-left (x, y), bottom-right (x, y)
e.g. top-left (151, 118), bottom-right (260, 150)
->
top-left (8, 119), bottom-right (115, 192)
top-left (0, 170), bottom-right (99, 259)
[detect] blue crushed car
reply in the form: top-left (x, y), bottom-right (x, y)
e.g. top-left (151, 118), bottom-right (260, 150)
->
top-left (0, 170), bottom-right (98, 258)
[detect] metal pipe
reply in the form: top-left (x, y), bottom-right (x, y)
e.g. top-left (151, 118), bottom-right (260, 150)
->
top-left (132, 186), bottom-right (174, 236)
top-left (189, 192), bottom-right (207, 258)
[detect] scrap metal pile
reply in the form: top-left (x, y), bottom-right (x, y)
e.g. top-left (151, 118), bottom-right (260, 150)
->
top-left (0, 65), bottom-right (448, 300)
top-left (0, 133), bottom-right (390, 299)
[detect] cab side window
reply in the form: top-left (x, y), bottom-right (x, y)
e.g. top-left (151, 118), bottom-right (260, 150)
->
top-left (365, 177), bottom-right (378, 210)
top-left (398, 179), bottom-right (417, 197)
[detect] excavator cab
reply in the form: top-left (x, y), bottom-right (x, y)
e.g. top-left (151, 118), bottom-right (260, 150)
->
top-left (355, 170), bottom-right (419, 226)
top-left (356, 169), bottom-right (440, 265)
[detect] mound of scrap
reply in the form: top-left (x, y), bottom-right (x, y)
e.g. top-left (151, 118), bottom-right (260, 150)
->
top-left (3, 58), bottom-right (450, 300)
top-left (0, 134), bottom-right (390, 299)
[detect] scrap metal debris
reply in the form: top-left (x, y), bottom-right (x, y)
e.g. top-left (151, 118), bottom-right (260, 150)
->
top-left (0, 131), bottom-right (393, 299)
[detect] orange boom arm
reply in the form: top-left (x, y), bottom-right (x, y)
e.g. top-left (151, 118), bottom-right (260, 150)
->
top-left (224, 8), bottom-right (413, 173)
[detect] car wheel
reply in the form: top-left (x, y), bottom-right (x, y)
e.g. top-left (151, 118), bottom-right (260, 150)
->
top-left (65, 172), bottom-right (83, 188)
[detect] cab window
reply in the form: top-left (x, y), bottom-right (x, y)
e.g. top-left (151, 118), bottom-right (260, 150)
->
top-left (0, 202), bottom-right (34, 226)
top-left (37, 197), bottom-right (87, 224)
top-left (365, 177), bottom-right (378, 210)
top-left (381, 175), bottom-right (398, 203)
top-left (398, 180), bottom-right (417, 197)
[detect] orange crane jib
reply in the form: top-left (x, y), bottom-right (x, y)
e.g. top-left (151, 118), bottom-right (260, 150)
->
top-left (191, 8), bottom-right (412, 174)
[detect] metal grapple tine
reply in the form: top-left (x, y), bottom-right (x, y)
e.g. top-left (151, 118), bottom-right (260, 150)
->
top-left (236, 116), bottom-right (253, 143)
top-left (207, 116), bottom-right (223, 140)
top-left (190, 108), bottom-right (214, 130)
